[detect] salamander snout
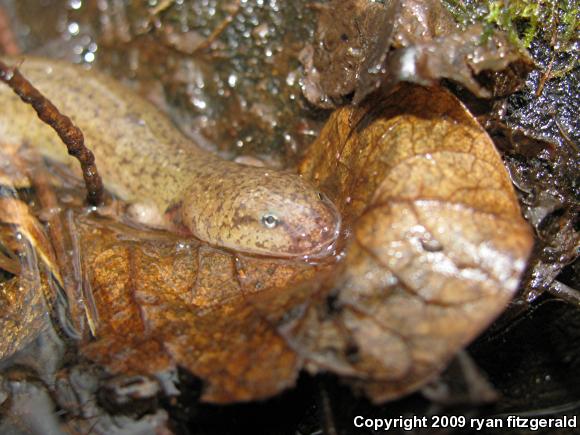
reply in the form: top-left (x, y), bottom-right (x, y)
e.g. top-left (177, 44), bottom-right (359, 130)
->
top-left (281, 190), bottom-right (342, 257)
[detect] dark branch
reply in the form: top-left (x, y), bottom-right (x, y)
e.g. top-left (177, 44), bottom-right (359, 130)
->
top-left (0, 59), bottom-right (104, 205)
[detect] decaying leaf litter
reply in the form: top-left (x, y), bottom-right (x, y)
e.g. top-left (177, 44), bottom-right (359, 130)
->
top-left (300, 0), bottom-right (534, 108)
top-left (0, 0), bottom-right (578, 432)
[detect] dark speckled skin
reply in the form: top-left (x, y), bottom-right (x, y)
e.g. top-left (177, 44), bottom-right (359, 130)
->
top-left (0, 57), bottom-right (341, 257)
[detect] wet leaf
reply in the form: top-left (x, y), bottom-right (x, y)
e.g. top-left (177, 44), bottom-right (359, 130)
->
top-left (0, 174), bottom-right (58, 362)
top-left (0, 198), bottom-right (61, 282)
top-left (377, 23), bottom-right (532, 100)
top-left (299, 0), bottom-right (399, 108)
top-left (0, 235), bottom-right (55, 362)
top-left (0, 278), bottom-right (52, 361)
top-left (392, 0), bottom-right (457, 45)
top-left (291, 84), bottom-right (533, 402)
top-left (301, 0), bottom-right (532, 108)
top-left (76, 217), bottom-right (330, 403)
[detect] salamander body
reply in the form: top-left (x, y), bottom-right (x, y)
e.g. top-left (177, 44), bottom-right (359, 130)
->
top-left (0, 57), bottom-right (341, 257)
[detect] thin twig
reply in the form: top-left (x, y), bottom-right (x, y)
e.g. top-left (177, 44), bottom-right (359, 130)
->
top-left (536, 54), bottom-right (554, 97)
top-left (0, 60), bottom-right (104, 206)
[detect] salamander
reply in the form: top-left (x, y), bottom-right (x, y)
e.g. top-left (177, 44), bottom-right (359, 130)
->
top-left (0, 57), bottom-right (341, 257)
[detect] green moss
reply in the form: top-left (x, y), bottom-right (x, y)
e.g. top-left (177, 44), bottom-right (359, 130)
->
top-left (443, 0), bottom-right (579, 51)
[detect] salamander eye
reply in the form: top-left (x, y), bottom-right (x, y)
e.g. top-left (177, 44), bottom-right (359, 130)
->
top-left (317, 192), bottom-right (327, 201)
top-left (261, 213), bottom-right (279, 229)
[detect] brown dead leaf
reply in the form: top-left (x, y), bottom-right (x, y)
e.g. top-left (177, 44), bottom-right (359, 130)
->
top-left (392, 0), bottom-right (457, 46)
top-left (300, 0), bottom-right (398, 108)
top-left (301, 0), bottom-right (532, 107)
top-left (0, 143), bottom-right (35, 188)
top-left (0, 277), bottom-right (53, 362)
top-left (0, 175), bottom-right (60, 362)
top-left (379, 23), bottom-right (532, 100)
top-left (0, 224), bottom-right (55, 361)
top-left (0, 198), bottom-right (61, 283)
top-left (76, 217), bottom-right (330, 403)
top-left (289, 83), bottom-right (533, 402)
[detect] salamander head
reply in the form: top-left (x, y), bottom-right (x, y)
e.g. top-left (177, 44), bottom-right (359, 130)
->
top-left (181, 170), bottom-right (341, 258)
